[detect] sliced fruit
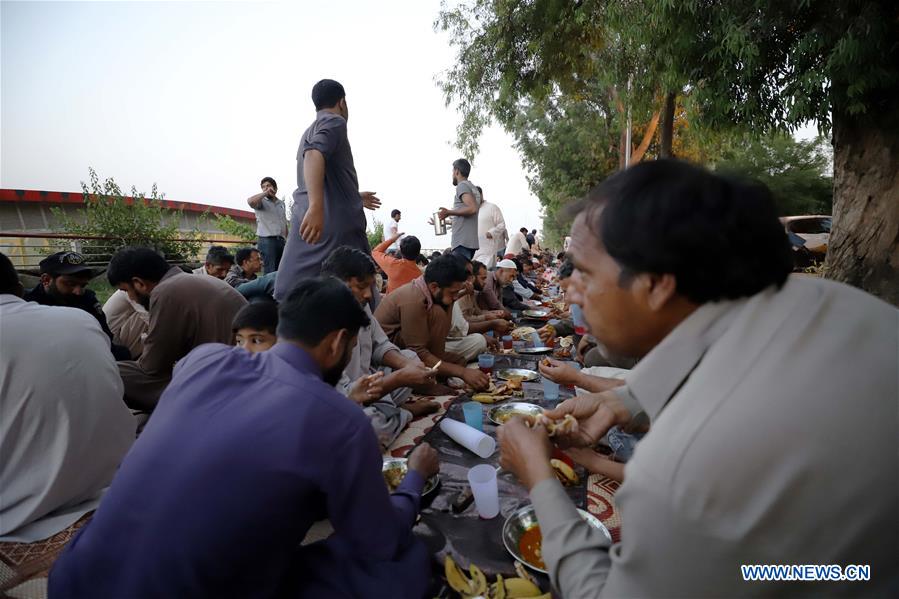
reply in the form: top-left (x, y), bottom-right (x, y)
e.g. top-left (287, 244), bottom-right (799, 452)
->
top-left (444, 555), bottom-right (473, 596)
top-left (468, 563), bottom-right (487, 596)
top-left (504, 576), bottom-right (542, 597)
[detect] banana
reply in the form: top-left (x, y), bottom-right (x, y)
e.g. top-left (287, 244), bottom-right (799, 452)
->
top-left (504, 577), bottom-right (542, 597)
top-left (550, 458), bottom-right (579, 485)
top-left (472, 393), bottom-right (500, 404)
top-left (444, 555), bottom-right (473, 596)
top-left (468, 564), bottom-right (487, 597)
top-left (514, 561), bottom-right (537, 585)
top-left (492, 574), bottom-right (505, 599)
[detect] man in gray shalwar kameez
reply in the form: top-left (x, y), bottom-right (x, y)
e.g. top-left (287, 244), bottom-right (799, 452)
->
top-left (322, 247), bottom-right (439, 448)
top-left (274, 79), bottom-right (381, 302)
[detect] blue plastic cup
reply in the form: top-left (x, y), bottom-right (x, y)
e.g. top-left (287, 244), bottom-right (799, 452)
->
top-left (463, 401), bottom-right (483, 431)
top-left (477, 353), bottom-right (495, 373)
top-left (542, 378), bottom-right (560, 401)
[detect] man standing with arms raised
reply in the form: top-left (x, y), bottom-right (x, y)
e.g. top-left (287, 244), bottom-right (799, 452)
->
top-left (274, 79), bottom-right (381, 301)
top-left (246, 177), bottom-right (288, 275)
top-left (435, 158), bottom-right (481, 260)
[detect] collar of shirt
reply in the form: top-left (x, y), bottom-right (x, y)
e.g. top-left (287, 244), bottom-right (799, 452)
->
top-left (268, 341), bottom-right (322, 379)
top-left (625, 298), bottom-right (745, 421)
top-left (412, 276), bottom-right (433, 310)
top-left (0, 294), bottom-right (24, 307)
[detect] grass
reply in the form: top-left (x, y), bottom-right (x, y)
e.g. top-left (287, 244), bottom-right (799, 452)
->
top-left (90, 276), bottom-right (117, 304)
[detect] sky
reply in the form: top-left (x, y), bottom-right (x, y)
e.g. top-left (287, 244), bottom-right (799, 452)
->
top-left (1, 0), bottom-right (546, 249)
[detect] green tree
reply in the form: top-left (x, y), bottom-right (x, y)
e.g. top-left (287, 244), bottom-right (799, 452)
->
top-left (714, 135), bottom-right (833, 216)
top-left (51, 167), bottom-right (203, 262)
top-left (616, 0), bottom-right (898, 303)
top-left (367, 218), bottom-right (384, 249)
top-left (214, 214), bottom-right (257, 243)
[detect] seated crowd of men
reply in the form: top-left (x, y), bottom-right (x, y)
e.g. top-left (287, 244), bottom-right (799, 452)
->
top-left (1, 159), bottom-right (894, 598)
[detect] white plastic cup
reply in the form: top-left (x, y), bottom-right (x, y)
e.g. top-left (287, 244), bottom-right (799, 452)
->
top-left (440, 418), bottom-right (496, 458)
top-left (467, 464), bottom-right (500, 519)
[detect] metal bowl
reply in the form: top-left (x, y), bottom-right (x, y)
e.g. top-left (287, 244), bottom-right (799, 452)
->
top-left (516, 346), bottom-right (554, 355)
top-left (522, 309), bottom-right (551, 318)
top-left (502, 504), bottom-right (611, 573)
top-left (382, 458), bottom-right (440, 497)
top-left (496, 368), bottom-right (540, 382)
top-left (488, 402), bottom-right (543, 425)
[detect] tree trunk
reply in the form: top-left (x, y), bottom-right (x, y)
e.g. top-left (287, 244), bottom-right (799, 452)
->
top-left (630, 109), bottom-right (661, 164)
top-left (825, 111), bottom-right (899, 305)
top-left (659, 91), bottom-right (676, 158)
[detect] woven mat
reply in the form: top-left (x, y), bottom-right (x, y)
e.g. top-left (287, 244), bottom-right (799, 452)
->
top-left (0, 513), bottom-right (91, 599)
top-left (384, 395), bottom-right (456, 458)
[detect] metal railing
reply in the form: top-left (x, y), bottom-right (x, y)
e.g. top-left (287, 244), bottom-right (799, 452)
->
top-left (0, 232), bottom-right (255, 272)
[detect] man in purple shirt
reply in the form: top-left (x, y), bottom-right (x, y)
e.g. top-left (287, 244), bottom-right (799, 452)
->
top-left (49, 278), bottom-right (439, 599)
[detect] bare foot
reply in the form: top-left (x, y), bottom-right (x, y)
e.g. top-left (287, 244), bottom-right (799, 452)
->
top-left (405, 400), bottom-right (440, 418)
top-left (411, 383), bottom-right (456, 396)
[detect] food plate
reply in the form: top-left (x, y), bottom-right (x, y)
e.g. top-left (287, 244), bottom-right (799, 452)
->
top-left (496, 368), bottom-right (540, 382)
top-left (516, 346), bottom-right (554, 355)
top-left (522, 309), bottom-right (551, 318)
top-left (382, 458), bottom-right (440, 496)
top-left (488, 402), bottom-right (543, 425)
top-left (502, 504), bottom-right (610, 573)
top-left (510, 326), bottom-right (537, 340)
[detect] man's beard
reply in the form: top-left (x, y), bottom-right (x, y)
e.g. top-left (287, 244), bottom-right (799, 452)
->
top-left (47, 282), bottom-right (78, 306)
top-left (451, 177), bottom-right (458, 186)
top-left (136, 292), bottom-right (151, 311)
top-left (322, 339), bottom-right (353, 386)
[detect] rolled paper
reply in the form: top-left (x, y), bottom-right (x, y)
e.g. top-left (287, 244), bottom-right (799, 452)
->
top-left (440, 418), bottom-right (496, 458)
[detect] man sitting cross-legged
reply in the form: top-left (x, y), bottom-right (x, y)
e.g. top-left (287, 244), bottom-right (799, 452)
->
top-left (322, 246), bottom-right (440, 448)
top-left (375, 254), bottom-right (491, 391)
top-left (49, 277), bottom-right (440, 599)
top-left (109, 247), bottom-right (247, 411)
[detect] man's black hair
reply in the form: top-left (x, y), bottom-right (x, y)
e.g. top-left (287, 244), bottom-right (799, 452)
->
top-left (452, 158), bottom-right (471, 178)
top-left (399, 235), bottom-right (421, 261)
top-left (558, 260), bottom-right (574, 280)
top-left (232, 301), bottom-right (279, 334)
top-left (235, 247), bottom-right (259, 266)
top-left (519, 227), bottom-right (528, 234)
top-left (430, 251), bottom-right (443, 260)
top-left (0, 252), bottom-right (22, 296)
top-left (581, 159), bottom-right (793, 304)
top-left (424, 254), bottom-right (468, 288)
top-left (107, 247), bottom-right (170, 286)
top-left (320, 245), bottom-right (376, 281)
top-left (260, 176), bottom-right (277, 190)
top-left (278, 277), bottom-right (369, 345)
top-left (312, 79), bottom-right (346, 111)
top-left (471, 260), bottom-right (487, 275)
top-left (416, 255), bottom-right (430, 266)
top-left (391, 209), bottom-right (401, 218)
top-left (205, 246), bottom-right (234, 266)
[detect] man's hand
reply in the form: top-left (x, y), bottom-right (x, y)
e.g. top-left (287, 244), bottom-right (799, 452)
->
top-left (300, 204), bottom-right (325, 244)
top-left (347, 372), bottom-right (384, 405)
top-left (407, 442), bottom-right (440, 480)
top-left (361, 191), bottom-right (381, 210)
top-left (538, 358), bottom-right (580, 386)
top-left (485, 334), bottom-right (500, 351)
top-left (462, 368), bottom-right (491, 391)
top-left (542, 391), bottom-right (632, 449)
top-left (395, 362), bottom-right (437, 388)
top-left (498, 418), bottom-right (554, 490)
top-left (437, 207), bottom-right (450, 221)
top-left (485, 310), bottom-right (507, 320)
top-left (491, 319), bottom-right (513, 335)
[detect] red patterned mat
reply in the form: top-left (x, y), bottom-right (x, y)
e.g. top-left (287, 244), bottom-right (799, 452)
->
top-left (384, 395), bottom-right (456, 458)
top-left (0, 512), bottom-right (91, 598)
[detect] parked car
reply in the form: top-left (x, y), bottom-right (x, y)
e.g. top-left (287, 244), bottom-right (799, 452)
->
top-left (781, 215), bottom-right (832, 269)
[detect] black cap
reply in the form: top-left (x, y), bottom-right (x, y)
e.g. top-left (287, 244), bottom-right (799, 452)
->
top-left (39, 251), bottom-right (97, 277)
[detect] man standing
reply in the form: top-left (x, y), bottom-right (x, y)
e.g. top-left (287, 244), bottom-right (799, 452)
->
top-left (225, 248), bottom-right (263, 288)
top-left (387, 209), bottom-right (402, 251)
top-left (435, 158), bottom-right (481, 260)
top-left (24, 251), bottom-right (129, 360)
top-left (375, 255), bottom-right (490, 391)
top-left (473, 187), bottom-right (507, 270)
top-left (321, 247), bottom-right (438, 448)
top-left (49, 278), bottom-right (438, 599)
top-left (192, 246), bottom-right (234, 280)
top-left (274, 79), bottom-right (381, 301)
top-left (498, 160), bottom-right (898, 597)
top-left (109, 247), bottom-right (247, 411)
top-left (1, 252), bottom-right (134, 545)
top-left (247, 176), bottom-right (288, 274)
top-left (505, 227), bottom-right (531, 258)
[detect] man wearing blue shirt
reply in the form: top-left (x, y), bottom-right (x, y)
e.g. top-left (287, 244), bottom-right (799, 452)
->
top-left (50, 278), bottom-right (439, 598)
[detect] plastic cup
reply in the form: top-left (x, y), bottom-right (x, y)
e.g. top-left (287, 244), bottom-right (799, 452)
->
top-left (542, 378), bottom-right (560, 401)
top-left (502, 335), bottom-right (513, 350)
top-left (530, 332), bottom-right (542, 347)
top-left (467, 464), bottom-right (500, 519)
top-left (571, 304), bottom-right (588, 335)
top-left (477, 353), bottom-right (495, 374)
top-left (462, 401), bottom-right (483, 431)
top-left (486, 330), bottom-right (494, 338)
top-left (439, 419), bottom-right (496, 458)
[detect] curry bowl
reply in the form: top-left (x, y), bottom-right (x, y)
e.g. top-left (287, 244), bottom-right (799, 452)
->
top-left (382, 458), bottom-right (440, 496)
top-left (496, 368), bottom-right (540, 382)
top-left (488, 402), bottom-right (543, 425)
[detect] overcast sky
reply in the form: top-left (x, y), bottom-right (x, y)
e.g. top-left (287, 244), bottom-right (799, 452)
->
top-left (1, 0), bottom-right (545, 249)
